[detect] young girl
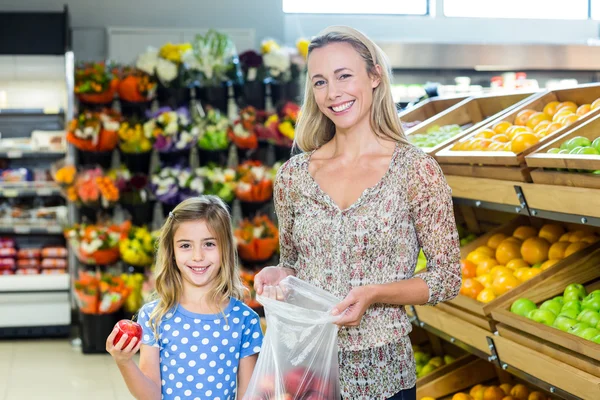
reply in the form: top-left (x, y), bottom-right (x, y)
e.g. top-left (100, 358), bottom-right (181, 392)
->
top-left (107, 195), bottom-right (263, 400)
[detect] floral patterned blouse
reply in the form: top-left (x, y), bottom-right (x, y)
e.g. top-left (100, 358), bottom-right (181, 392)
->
top-left (273, 142), bottom-right (461, 399)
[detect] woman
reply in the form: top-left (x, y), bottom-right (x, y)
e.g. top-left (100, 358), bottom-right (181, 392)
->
top-left (255, 26), bottom-right (461, 400)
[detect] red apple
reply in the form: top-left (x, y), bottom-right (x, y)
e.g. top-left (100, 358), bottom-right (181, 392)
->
top-left (258, 374), bottom-right (276, 393)
top-left (302, 391), bottom-right (328, 400)
top-left (284, 367), bottom-right (311, 395)
top-left (113, 319), bottom-right (143, 348)
top-left (309, 377), bottom-right (333, 397)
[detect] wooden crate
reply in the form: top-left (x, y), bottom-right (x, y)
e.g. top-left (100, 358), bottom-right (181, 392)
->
top-left (447, 216), bottom-right (600, 331)
top-left (529, 169), bottom-right (600, 190)
top-left (398, 95), bottom-right (468, 128)
top-left (441, 164), bottom-right (533, 183)
top-left (436, 83), bottom-right (600, 166)
top-left (405, 91), bottom-right (538, 157)
top-left (491, 249), bottom-right (600, 371)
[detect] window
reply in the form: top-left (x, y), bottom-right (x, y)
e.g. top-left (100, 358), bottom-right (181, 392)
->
top-left (282, 0), bottom-right (428, 15)
top-left (444, 0), bottom-right (589, 19)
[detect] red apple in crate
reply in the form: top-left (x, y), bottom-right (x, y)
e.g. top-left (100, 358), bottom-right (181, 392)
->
top-left (113, 319), bottom-right (143, 348)
top-left (284, 367), bottom-right (312, 395)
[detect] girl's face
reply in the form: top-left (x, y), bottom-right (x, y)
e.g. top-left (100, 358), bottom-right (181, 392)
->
top-left (308, 41), bottom-right (380, 131)
top-left (173, 219), bottom-right (221, 293)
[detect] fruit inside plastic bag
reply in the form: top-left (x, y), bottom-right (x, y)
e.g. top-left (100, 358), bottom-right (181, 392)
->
top-left (244, 276), bottom-right (341, 400)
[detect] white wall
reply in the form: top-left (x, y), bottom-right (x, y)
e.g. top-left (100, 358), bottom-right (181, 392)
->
top-left (2, 0), bottom-right (599, 60)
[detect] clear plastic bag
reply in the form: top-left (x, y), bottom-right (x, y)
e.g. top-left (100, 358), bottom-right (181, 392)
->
top-left (244, 276), bottom-right (341, 400)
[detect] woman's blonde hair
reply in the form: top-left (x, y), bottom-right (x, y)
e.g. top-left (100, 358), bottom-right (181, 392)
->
top-left (294, 25), bottom-right (408, 152)
top-left (148, 195), bottom-right (245, 340)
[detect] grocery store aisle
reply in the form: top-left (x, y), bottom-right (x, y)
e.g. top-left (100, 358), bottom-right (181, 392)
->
top-left (0, 339), bottom-right (134, 400)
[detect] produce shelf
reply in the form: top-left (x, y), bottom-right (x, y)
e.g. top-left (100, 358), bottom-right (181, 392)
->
top-left (0, 183), bottom-right (62, 198)
top-left (399, 95), bottom-right (468, 129)
top-left (0, 149), bottom-right (66, 159)
top-left (0, 274), bottom-right (69, 292)
top-left (0, 225), bottom-right (64, 235)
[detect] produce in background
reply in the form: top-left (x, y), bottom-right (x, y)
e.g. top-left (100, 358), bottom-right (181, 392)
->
top-left (511, 284), bottom-right (600, 344)
top-left (234, 215), bottom-right (279, 263)
top-left (412, 344), bottom-right (455, 379)
top-left (422, 382), bottom-right (552, 400)
top-left (450, 98), bottom-right (600, 153)
top-left (408, 124), bottom-right (463, 149)
top-left (546, 135), bottom-right (600, 173)
top-left (459, 223), bottom-right (598, 303)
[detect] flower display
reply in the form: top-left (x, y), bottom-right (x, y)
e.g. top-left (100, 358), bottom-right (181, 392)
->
top-left (74, 271), bottom-right (132, 314)
top-left (75, 62), bottom-right (119, 103)
top-left (235, 161), bottom-right (274, 203)
top-left (185, 29), bottom-right (238, 86)
top-left (145, 107), bottom-right (198, 153)
top-left (197, 108), bottom-right (231, 151)
top-left (53, 165), bottom-right (76, 188)
top-left (67, 110), bottom-right (121, 152)
top-left (150, 166), bottom-right (202, 205)
top-left (118, 118), bottom-right (154, 154)
top-left (260, 102), bottom-right (300, 146)
top-left (195, 165), bottom-right (237, 203)
top-left (109, 167), bottom-right (151, 205)
top-left (116, 66), bottom-right (157, 103)
top-left (136, 43), bottom-right (193, 88)
top-left (238, 50), bottom-right (265, 82)
top-left (119, 226), bottom-right (156, 267)
top-left (63, 167), bottom-right (120, 208)
top-left (261, 39), bottom-right (304, 83)
top-left (65, 221), bottom-right (130, 265)
top-left (228, 106), bottom-right (259, 150)
top-left (234, 215), bottom-right (279, 262)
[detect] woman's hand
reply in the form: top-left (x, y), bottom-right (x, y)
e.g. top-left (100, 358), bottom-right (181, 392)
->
top-left (254, 266), bottom-right (295, 296)
top-left (106, 327), bottom-right (142, 366)
top-left (331, 285), bottom-right (376, 327)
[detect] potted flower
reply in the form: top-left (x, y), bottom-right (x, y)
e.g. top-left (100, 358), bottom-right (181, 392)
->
top-left (145, 107), bottom-right (198, 167)
top-left (238, 50), bottom-right (267, 110)
top-left (65, 222), bottom-right (130, 266)
top-left (110, 166), bottom-right (154, 226)
top-left (239, 268), bottom-right (262, 309)
top-left (261, 102), bottom-right (299, 161)
top-left (69, 167), bottom-right (120, 222)
top-left (116, 66), bottom-right (157, 117)
top-left (53, 164), bottom-right (77, 189)
top-left (186, 30), bottom-right (240, 114)
top-left (234, 215), bottom-right (279, 264)
top-left (235, 161), bottom-right (274, 216)
top-left (150, 166), bottom-right (201, 217)
top-left (119, 226), bottom-right (155, 270)
top-left (228, 106), bottom-right (260, 162)
top-left (75, 62), bottom-right (119, 107)
top-left (261, 39), bottom-right (305, 107)
top-left (67, 110), bottom-right (121, 168)
top-left (118, 117), bottom-right (154, 174)
top-left (196, 108), bottom-right (231, 166)
top-left (136, 43), bottom-right (195, 109)
top-left (195, 165), bottom-right (237, 207)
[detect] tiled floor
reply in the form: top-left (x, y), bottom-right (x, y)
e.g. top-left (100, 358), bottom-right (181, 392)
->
top-left (0, 339), bottom-right (134, 400)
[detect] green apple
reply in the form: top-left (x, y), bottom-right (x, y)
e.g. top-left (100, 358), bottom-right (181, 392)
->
top-left (553, 315), bottom-right (578, 332)
top-left (540, 299), bottom-right (562, 316)
top-left (416, 364), bottom-right (423, 376)
top-left (444, 355), bottom-right (455, 365)
top-left (568, 322), bottom-right (591, 336)
top-left (564, 284), bottom-right (587, 302)
top-left (558, 149), bottom-right (571, 154)
top-left (582, 293), bottom-right (600, 311)
top-left (553, 296), bottom-right (564, 306)
top-left (414, 351), bottom-right (430, 365)
top-left (566, 136), bottom-right (592, 150)
top-left (569, 147), bottom-right (585, 155)
top-left (547, 148), bottom-right (561, 154)
top-left (528, 309), bottom-right (557, 326)
top-left (558, 308), bottom-right (580, 319)
top-left (577, 309), bottom-right (600, 327)
top-left (592, 137), bottom-right (600, 152)
top-left (420, 363), bottom-right (437, 376)
top-left (561, 300), bottom-right (582, 313)
top-left (592, 334), bottom-right (600, 344)
top-left (579, 147), bottom-right (600, 155)
top-left (511, 298), bottom-right (538, 317)
top-left (579, 327), bottom-right (600, 340)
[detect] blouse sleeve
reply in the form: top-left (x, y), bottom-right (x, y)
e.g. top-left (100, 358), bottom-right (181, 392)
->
top-left (274, 160), bottom-right (298, 271)
top-left (407, 153), bottom-right (461, 306)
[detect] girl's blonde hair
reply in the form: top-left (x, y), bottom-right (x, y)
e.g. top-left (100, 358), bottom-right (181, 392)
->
top-left (148, 195), bottom-right (245, 340)
top-left (294, 25), bottom-right (409, 152)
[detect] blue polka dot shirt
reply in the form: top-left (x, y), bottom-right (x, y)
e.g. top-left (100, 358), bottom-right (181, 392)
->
top-left (138, 298), bottom-right (263, 400)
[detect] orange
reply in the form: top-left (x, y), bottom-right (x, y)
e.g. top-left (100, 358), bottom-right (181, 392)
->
top-left (552, 108), bottom-right (574, 123)
top-left (475, 273), bottom-right (494, 289)
top-left (461, 259), bottom-right (477, 278)
top-left (533, 120), bottom-right (551, 133)
top-left (506, 126), bottom-right (532, 139)
top-left (491, 134), bottom-right (510, 143)
top-left (499, 384), bottom-right (513, 396)
top-left (565, 241), bottom-right (588, 257)
top-left (558, 232), bottom-right (571, 242)
top-left (526, 112), bottom-right (551, 129)
top-left (496, 240), bottom-right (522, 265)
top-left (470, 385), bottom-right (487, 400)
top-left (453, 393), bottom-right (474, 400)
top-left (568, 230), bottom-right (587, 242)
top-left (542, 101), bottom-right (561, 117)
top-left (520, 237), bottom-right (550, 265)
top-left (546, 122), bottom-right (563, 135)
top-left (506, 258), bottom-right (530, 270)
top-left (452, 141), bottom-right (466, 151)
top-left (467, 251), bottom-right (491, 265)
top-left (527, 392), bottom-right (547, 400)
top-left (538, 224), bottom-right (565, 243)
top-left (490, 266), bottom-right (514, 278)
top-left (514, 109), bottom-right (536, 126)
top-left (510, 384), bottom-right (530, 400)
top-left (581, 235), bottom-right (600, 244)
top-left (511, 133), bottom-right (539, 153)
top-left (476, 259), bottom-right (498, 276)
top-left (475, 129), bottom-right (497, 139)
top-left (560, 114), bottom-right (579, 127)
top-left (504, 236), bottom-right (523, 245)
top-left (534, 129), bottom-right (549, 139)
top-left (548, 241), bottom-right (570, 259)
top-left (475, 245), bottom-right (496, 258)
top-left (492, 273), bottom-right (521, 296)
top-left (513, 267), bottom-right (531, 281)
top-left (576, 104), bottom-right (591, 116)
top-left (592, 97), bottom-right (600, 110)
top-left (492, 121), bottom-right (513, 134)
top-left (484, 386), bottom-right (506, 400)
top-left (488, 142), bottom-right (506, 151)
top-left (460, 278), bottom-right (485, 299)
top-left (477, 287), bottom-right (497, 303)
top-left (521, 267), bottom-right (542, 281)
top-left (487, 233), bottom-right (509, 249)
top-left (540, 259), bottom-right (559, 270)
top-left (503, 397), bottom-right (519, 400)
top-left (557, 101), bottom-right (578, 113)
top-left (513, 226), bottom-right (538, 240)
